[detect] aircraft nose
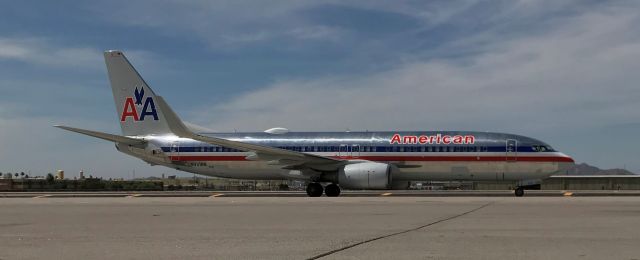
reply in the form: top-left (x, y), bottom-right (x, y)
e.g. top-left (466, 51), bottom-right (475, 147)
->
top-left (562, 153), bottom-right (575, 163)
top-left (555, 153), bottom-right (575, 175)
top-left (556, 152), bottom-right (575, 163)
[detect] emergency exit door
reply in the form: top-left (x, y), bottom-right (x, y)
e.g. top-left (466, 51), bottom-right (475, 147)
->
top-left (338, 144), bottom-right (360, 158)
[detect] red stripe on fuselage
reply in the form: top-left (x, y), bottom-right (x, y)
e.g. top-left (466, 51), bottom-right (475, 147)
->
top-left (169, 155), bottom-right (575, 163)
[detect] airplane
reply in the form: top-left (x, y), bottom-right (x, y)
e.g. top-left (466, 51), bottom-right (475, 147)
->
top-left (56, 50), bottom-right (575, 197)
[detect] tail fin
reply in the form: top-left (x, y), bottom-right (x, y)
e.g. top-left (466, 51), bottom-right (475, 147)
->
top-left (104, 50), bottom-right (171, 136)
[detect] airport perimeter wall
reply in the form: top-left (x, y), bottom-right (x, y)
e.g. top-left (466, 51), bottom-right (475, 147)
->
top-left (0, 178), bottom-right (293, 192)
top-left (0, 179), bottom-right (164, 191)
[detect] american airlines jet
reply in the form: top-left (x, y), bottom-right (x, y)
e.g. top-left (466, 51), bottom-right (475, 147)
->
top-left (56, 50), bottom-right (575, 197)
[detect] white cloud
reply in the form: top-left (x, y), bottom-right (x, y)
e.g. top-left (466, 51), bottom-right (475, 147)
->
top-left (199, 4), bottom-right (640, 136)
top-left (0, 42), bottom-right (30, 59)
top-left (287, 25), bottom-right (346, 41)
top-left (0, 38), bottom-right (103, 68)
top-left (221, 31), bottom-right (271, 44)
top-left (91, 1), bottom-right (483, 48)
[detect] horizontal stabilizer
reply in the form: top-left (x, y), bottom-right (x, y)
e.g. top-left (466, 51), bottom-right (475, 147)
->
top-left (54, 125), bottom-right (146, 145)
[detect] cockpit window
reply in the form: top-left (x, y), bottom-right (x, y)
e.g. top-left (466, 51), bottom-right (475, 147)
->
top-left (532, 145), bottom-right (554, 152)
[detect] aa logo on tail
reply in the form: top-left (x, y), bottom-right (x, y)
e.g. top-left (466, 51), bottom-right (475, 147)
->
top-left (120, 86), bottom-right (159, 122)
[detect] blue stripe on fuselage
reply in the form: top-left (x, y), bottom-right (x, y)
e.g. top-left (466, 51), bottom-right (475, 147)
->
top-left (160, 145), bottom-right (545, 153)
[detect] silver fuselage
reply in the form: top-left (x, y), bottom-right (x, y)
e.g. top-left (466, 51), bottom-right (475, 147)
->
top-left (117, 131), bottom-right (574, 183)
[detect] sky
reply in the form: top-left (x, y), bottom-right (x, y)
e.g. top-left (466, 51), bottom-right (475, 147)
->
top-left (0, 0), bottom-right (639, 178)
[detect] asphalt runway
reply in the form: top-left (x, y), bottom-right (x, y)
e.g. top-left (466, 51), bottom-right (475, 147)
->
top-left (1, 197), bottom-right (639, 260)
top-left (2, 190), bottom-right (640, 198)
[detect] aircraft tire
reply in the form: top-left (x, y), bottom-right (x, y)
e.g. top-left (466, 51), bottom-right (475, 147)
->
top-left (515, 187), bottom-right (525, 197)
top-left (306, 182), bottom-right (324, 197)
top-left (325, 184), bottom-right (341, 197)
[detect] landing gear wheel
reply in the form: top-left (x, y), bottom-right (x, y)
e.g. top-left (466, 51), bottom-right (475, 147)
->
top-left (325, 184), bottom-right (341, 197)
top-left (306, 182), bottom-right (324, 197)
top-left (515, 187), bottom-right (525, 197)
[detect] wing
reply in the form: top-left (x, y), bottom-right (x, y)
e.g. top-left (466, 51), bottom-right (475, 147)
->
top-left (155, 96), bottom-right (345, 171)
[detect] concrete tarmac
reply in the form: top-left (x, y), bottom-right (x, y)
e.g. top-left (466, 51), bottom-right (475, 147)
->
top-left (0, 197), bottom-right (639, 260)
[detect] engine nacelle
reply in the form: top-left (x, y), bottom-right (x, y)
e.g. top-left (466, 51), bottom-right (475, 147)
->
top-left (338, 162), bottom-right (392, 190)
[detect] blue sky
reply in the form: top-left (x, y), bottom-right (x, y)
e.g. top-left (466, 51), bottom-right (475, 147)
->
top-left (1, 0), bottom-right (639, 178)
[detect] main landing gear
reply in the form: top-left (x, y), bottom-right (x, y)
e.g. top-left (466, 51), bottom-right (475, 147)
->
top-left (514, 187), bottom-right (525, 197)
top-left (325, 184), bottom-right (341, 197)
top-left (306, 182), bottom-right (341, 197)
top-left (306, 182), bottom-right (323, 197)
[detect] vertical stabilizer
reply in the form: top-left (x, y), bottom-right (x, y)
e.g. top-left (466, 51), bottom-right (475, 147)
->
top-left (104, 50), bottom-right (171, 136)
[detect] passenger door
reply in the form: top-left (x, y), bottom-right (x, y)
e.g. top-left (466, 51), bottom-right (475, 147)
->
top-left (506, 139), bottom-right (517, 162)
top-left (170, 141), bottom-right (180, 161)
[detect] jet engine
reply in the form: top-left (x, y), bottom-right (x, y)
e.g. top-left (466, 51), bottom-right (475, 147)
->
top-left (338, 162), bottom-right (393, 189)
